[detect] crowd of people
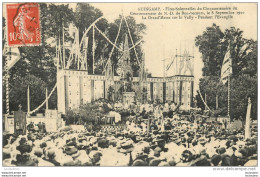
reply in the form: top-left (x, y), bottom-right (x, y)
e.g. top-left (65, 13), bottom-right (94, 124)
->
top-left (2, 101), bottom-right (257, 167)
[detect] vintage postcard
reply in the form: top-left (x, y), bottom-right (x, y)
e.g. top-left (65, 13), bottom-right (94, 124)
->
top-left (1, 2), bottom-right (258, 173)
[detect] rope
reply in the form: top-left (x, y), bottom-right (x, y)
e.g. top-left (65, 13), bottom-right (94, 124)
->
top-left (128, 40), bottom-right (143, 51)
top-left (94, 24), bottom-right (143, 53)
top-left (103, 16), bottom-right (124, 73)
top-left (29, 83), bottom-right (57, 114)
top-left (108, 16), bottom-right (123, 60)
top-left (123, 16), bottom-right (141, 66)
top-left (94, 25), bottom-right (122, 51)
top-left (79, 16), bottom-right (104, 47)
top-left (194, 79), bottom-right (213, 113)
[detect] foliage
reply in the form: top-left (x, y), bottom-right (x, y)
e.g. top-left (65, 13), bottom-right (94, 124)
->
top-left (195, 24), bottom-right (257, 120)
top-left (3, 3), bottom-right (146, 113)
top-left (9, 75), bottom-right (47, 113)
top-left (64, 101), bottom-right (112, 124)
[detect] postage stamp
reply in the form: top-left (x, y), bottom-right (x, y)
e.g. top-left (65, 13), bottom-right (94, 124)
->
top-left (6, 3), bottom-right (41, 47)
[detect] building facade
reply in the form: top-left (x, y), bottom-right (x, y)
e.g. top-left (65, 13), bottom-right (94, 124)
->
top-left (57, 70), bottom-right (194, 114)
top-left (57, 35), bottom-right (194, 114)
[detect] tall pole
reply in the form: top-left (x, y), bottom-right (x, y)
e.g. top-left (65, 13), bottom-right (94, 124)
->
top-left (46, 88), bottom-right (48, 110)
top-left (5, 48), bottom-right (10, 115)
top-left (228, 40), bottom-right (232, 119)
top-left (228, 74), bottom-right (230, 118)
top-left (216, 94), bottom-right (218, 110)
top-left (205, 93), bottom-right (207, 110)
top-left (62, 22), bottom-right (65, 69)
top-left (175, 49), bottom-right (178, 75)
top-left (84, 37), bottom-right (89, 70)
top-left (92, 26), bottom-right (95, 74)
top-left (245, 97), bottom-right (251, 139)
top-left (27, 85), bottom-right (30, 114)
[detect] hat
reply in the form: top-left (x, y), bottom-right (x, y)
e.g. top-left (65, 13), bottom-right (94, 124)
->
top-left (65, 146), bottom-right (78, 155)
top-left (149, 158), bottom-right (161, 166)
top-left (218, 147), bottom-right (226, 154)
top-left (191, 155), bottom-right (211, 166)
top-left (174, 139), bottom-right (182, 145)
top-left (40, 142), bottom-right (47, 149)
top-left (198, 138), bottom-right (207, 146)
top-left (119, 141), bottom-right (134, 153)
top-left (133, 159), bottom-right (146, 166)
top-left (16, 144), bottom-right (32, 154)
top-left (167, 158), bottom-right (177, 166)
top-left (34, 148), bottom-right (43, 157)
top-left (97, 139), bottom-right (109, 148)
top-left (158, 161), bottom-right (169, 166)
top-left (16, 154), bottom-right (38, 166)
top-left (3, 150), bottom-right (11, 160)
top-left (19, 137), bottom-right (27, 145)
top-left (89, 151), bottom-right (103, 160)
top-left (47, 150), bottom-right (56, 159)
top-left (154, 146), bottom-right (162, 152)
top-left (221, 154), bottom-right (231, 166)
top-left (211, 154), bottom-right (222, 166)
top-left (153, 136), bottom-right (164, 143)
top-left (135, 152), bottom-right (148, 161)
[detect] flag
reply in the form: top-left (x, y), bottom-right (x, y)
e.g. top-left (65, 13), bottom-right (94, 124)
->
top-left (245, 97), bottom-right (252, 139)
top-left (5, 47), bottom-right (21, 71)
top-left (220, 45), bottom-right (232, 84)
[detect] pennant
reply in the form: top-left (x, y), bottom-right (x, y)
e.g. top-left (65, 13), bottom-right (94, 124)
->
top-left (221, 45), bottom-right (232, 84)
top-left (5, 47), bottom-right (21, 70)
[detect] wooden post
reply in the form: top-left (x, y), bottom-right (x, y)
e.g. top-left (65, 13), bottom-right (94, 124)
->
top-left (5, 47), bottom-right (11, 115)
top-left (62, 22), bottom-right (65, 69)
top-left (245, 97), bottom-right (251, 140)
top-left (92, 26), bottom-right (95, 74)
top-left (46, 88), bottom-right (48, 110)
top-left (216, 94), bottom-right (218, 110)
top-left (147, 118), bottom-right (150, 135)
top-left (27, 85), bottom-right (30, 114)
top-left (205, 93), bottom-right (207, 110)
top-left (228, 75), bottom-right (230, 118)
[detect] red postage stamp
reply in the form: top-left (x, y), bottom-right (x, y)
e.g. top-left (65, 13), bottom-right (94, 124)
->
top-left (6, 3), bottom-right (41, 47)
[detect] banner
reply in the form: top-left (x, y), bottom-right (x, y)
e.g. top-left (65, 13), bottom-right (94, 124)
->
top-left (220, 45), bottom-right (232, 84)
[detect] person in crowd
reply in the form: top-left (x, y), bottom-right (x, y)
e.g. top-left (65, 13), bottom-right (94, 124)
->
top-left (2, 100), bottom-right (257, 167)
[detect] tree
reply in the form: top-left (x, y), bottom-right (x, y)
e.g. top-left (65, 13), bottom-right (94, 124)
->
top-left (196, 76), bottom-right (228, 116)
top-left (195, 24), bottom-right (257, 120)
top-left (230, 75), bottom-right (257, 120)
top-left (195, 24), bottom-right (225, 77)
top-left (74, 3), bottom-right (109, 74)
top-left (9, 75), bottom-right (47, 113)
top-left (3, 3), bottom-right (147, 114)
top-left (3, 3), bottom-right (74, 113)
top-left (107, 15), bottom-right (146, 77)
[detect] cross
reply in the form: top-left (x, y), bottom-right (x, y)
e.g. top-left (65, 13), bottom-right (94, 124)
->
top-left (18, 104), bottom-right (22, 111)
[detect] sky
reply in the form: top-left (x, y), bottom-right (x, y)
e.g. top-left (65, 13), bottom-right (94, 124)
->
top-left (2, 2), bottom-right (256, 91)
top-left (89, 3), bottom-right (257, 91)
